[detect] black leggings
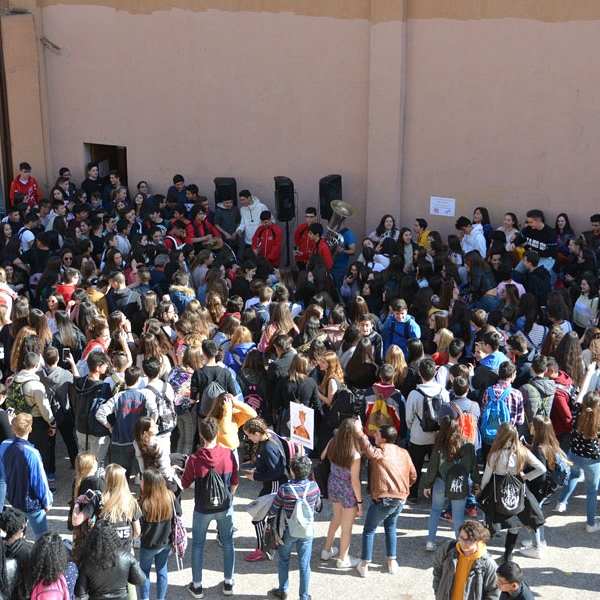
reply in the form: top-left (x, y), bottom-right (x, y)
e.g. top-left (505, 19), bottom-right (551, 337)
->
top-left (252, 480), bottom-right (282, 548)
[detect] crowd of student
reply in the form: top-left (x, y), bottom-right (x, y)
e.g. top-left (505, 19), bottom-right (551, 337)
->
top-left (0, 164), bottom-right (599, 599)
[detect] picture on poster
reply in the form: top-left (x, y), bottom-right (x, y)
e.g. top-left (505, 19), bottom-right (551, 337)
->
top-left (289, 403), bottom-right (314, 450)
top-left (430, 196), bottom-right (456, 217)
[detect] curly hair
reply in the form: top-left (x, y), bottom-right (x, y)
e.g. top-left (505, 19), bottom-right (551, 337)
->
top-left (28, 531), bottom-right (69, 586)
top-left (0, 506), bottom-right (26, 538)
top-left (85, 519), bottom-right (121, 571)
top-left (459, 519), bottom-right (490, 542)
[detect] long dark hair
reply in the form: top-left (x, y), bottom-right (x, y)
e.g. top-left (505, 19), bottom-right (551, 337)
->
top-left (327, 418), bottom-right (360, 469)
top-left (28, 531), bottom-right (69, 586)
top-left (433, 416), bottom-right (464, 461)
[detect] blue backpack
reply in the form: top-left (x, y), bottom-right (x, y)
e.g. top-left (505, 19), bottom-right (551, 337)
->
top-left (480, 386), bottom-right (512, 445)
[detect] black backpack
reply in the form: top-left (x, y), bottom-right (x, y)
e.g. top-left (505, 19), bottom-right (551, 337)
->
top-left (327, 386), bottom-right (357, 429)
top-left (493, 472), bottom-right (525, 516)
top-left (200, 468), bottom-right (228, 511)
top-left (416, 389), bottom-right (442, 432)
top-left (445, 457), bottom-right (469, 500)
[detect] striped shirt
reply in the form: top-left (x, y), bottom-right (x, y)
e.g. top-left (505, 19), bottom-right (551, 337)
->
top-left (269, 479), bottom-right (321, 520)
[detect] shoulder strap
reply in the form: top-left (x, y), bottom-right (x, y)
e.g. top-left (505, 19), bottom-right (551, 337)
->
top-left (497, 386), bottom-right (513, 403)
top-left (449, 401), bottom-right (462, 416)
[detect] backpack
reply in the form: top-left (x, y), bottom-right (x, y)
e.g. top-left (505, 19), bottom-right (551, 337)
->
top-left (327, 385), bottom-right (357, 429)
top-left (416, 389), bottom-right (443, 432)
top-left (524, 382), bottom-right (552, 420)
top-left (445, 458), bottom-right (469, 500)
top-left (493, 472), bottom-right (525, 516)
top-left (238, 371), bottom-right (268, 419)
top-left (170, 512), bottom-right (188, 570)
top-left (31, 574), bottom-right (69, 600)
top-left (366, 392), bottom-right (395, 435)
top-left (480, 386), bottom-right (512, 445)
top-left (554, 381), bottom-right (578, 407)
top-left (6, 378), bottom-right (32, 414)
top-left (286, 484), bottom-right (314, 539)
top-left (168, 367), bottom-right (193, 416)
top-left (199, 467), bottom-right (228, 512)
top-left (199, 370), bottom-right (229, 417)
top-left (146, 381), bottom-right (177, 435)
top-left (267, 430), bottom-right (305, 477)
top-left (449, 401), bottom-right (477, 444)
top-left (549, 450), bottom-right (571, 488)
top-left (389, 317), bottom-right (410, 347)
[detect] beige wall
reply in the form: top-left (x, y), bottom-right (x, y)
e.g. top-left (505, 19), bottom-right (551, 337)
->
top-left (2, 0), bottom-right (600, 242)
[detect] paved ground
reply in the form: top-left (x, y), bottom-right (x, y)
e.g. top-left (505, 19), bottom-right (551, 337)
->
top-left (41, 439), bottom-right (600, 600)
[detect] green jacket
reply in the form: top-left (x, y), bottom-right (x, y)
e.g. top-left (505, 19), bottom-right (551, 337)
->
top-left (422, 442), bottom-right (481, 490)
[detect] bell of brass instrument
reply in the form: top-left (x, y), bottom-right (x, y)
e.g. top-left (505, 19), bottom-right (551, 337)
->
top-left (325, 200), bottom-right (355, 259)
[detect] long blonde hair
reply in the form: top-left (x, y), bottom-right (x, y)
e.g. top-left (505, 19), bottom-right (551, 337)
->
top-left (319, 351), bottom-right (344, 393)
top-left (487, 422), bottom-right (530, 473)
top-left (100, 464), bottom-right (140, 523)
top-left (74, 451), bottom-right (98, 497)
top-left (576, 391), bottom-right (600, 440)
top-left (139, 468), bottom-right (174, 522)
top-left (385, 344), bottom-right (408, 387)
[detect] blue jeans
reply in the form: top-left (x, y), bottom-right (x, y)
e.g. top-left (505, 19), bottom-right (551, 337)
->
top-left (25, 509), bottom-right (48, 540)
top-left (191, 507), bottom-right (235, 583)
top-left (0, 476), bottom-right (6, 512)
top-left (361, 500), bottom-right (404, 562)
top-left (139, 545), bottom-right (171, 600)
top-left (559, 451), bottom-right (600, 526)
top-left (427, 478), bottom-right (467, 542)
top-left (277, 528), bottom-right (313, 600)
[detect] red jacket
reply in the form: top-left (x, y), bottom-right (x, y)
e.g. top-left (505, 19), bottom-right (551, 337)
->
top-left (312, 238), bottom-right (333, 271)
top-left (294, 223), bottom-right (314, 264)
top-left (550, 370), bottom-right (573, 437)
top-left (252, 223), bottom-right (282, 267)
top-left (9, 175), bottom-right (41, 208)
top-left (185, 218), bottom-right (221, 247)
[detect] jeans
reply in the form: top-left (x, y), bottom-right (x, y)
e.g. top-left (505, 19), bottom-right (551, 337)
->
top-left (427, 478), bottom-right (467, 542)
top-left (25, 508), bottom-right (48, 540)
top-left (0, 476), bottom-right (6, 512)
top-left (361, 500), bottom-right (404, 562)
top-left (111, 443), bottom-right (137, 478)
top-left (191, 507), bottom-right (235, 584)
top-left (408, 443), bottom-right (432, 499)
top-left (139, 545), bottom-right (171, 600)
top-left (559, 451), bottom-right (600, 526)
top-left (277, 528), bottom-right (313, 600)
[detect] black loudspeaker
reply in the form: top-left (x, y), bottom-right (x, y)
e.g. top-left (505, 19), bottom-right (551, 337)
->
top-left (214, 177), bottom-right (237, 207)
top-left (274, 176), bottom-right (295, 222)
top-left (319, 174), bottom-right (342, 221)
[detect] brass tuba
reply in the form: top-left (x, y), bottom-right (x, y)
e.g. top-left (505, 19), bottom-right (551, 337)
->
top-left (325, 200), bottom-right (355, 259)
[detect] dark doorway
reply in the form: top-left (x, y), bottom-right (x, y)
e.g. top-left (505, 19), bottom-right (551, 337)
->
top-left (84, 143), bottom-right (128, 185)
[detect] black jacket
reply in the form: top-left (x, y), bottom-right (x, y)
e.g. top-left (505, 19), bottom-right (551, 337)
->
top-left (75, 550), bottom-right (145, 600)
top-left (526, 266), bottom-right (551, 308)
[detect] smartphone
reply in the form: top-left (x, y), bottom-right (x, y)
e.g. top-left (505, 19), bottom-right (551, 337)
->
top-left (84, 489), bottom-right (96, 501)
top-left (62, 348), bottom-right (71, 361)
top-left (6, 407), bottom-right (14, 416)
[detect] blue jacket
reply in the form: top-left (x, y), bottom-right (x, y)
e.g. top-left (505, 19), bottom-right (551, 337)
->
top-left (383, 314), bottom-right (421, 357)
top-left (479, 351), bottom-right (509, 371)
top-left (0, 437), bottom-right (52, 512)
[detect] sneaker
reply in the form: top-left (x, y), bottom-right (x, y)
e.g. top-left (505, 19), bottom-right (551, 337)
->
top-left (245, 548), bottom-right (266, 562)
top-left (268, 589), bottom-right (287, 600)
top-left (388, 559), bottom-right (399, 574)
top-left (406, 496), bottom-right (417, 505)
top-left (425, 541), bottom-right (437, 552)
top-left (520, 540), bottom-right (547, 550)
top-left (466, 507), bottom-right (478, 517)
top-left (586, 521), bottom-right (600, 534)
top-left (440, 511), bottom-right (453, 522)
top-left (518, 546), bottom-right (543, 559)
top-left (187, 583), bottom-right (204, 599)
top-left (554, 501), bottom-right (567, 513)
top-left (321, 546), bottom-right (339, 561)
top-left (222, 580), bottom-right (234, 596)
top-left (356, 562), bottom-right (368, 578)
top-left (336, 556), bottom-right (361, 568)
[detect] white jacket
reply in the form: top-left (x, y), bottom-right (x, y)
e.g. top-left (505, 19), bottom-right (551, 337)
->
top-left (236, 197), bottom-right (269, 245)
top-left (461, 223), bottom-right (487, 257)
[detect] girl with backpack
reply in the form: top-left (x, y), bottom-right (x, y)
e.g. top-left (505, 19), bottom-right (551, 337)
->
top-left (478, 423), bottom-right (546, 562)
top-left (519, 415), bottom-right (570, 558)
top-left (422, 417), bottom-right (481, 552)
top-left (242, 418), bottom-right (288, 563)
top-left (138, 469), bottom-right (181, 600)
top-left (29, 531), bottom-right (77, 600)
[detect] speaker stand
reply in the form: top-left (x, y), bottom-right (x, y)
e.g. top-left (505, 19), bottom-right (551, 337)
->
top-left (284, 221), bottom-right (291, 266)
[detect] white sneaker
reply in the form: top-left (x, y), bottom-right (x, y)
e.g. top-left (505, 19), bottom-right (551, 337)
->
top-left (520, 540), bottom-right (546, 550)
top-left (518, 546), bottom-right (543, 559)
top-left (554, 501), bottom-right (567, 513)
top-left (356, 562), bottom-right (368, 578)
top-left (388, 559), bottom-right (398, 574)
top-left (336, 556), bottom-right (361, 568)
top-left (425, 541), bottom-right (437, 552)
top-left (586, 521), bottom-right (600, 534)
top-left (321, 546), bottom-right (339, 561)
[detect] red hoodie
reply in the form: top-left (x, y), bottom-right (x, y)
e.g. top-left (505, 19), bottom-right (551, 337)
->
top-left (550, 370), bottom-right (574, 437)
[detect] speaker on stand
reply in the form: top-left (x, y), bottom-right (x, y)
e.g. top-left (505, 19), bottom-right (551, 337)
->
top-left (274, 176), bottom-right (295, 266)
top-left (319, 174), bottom-right (342, 222)
top-left (214, 177), bottom-right (238, 207)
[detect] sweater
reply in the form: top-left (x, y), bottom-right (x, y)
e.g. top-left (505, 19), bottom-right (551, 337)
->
top-left (422, 443), bottom-right (481, 490)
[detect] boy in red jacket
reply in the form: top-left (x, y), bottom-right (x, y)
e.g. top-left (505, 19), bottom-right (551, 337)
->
top-left (252, 211), bottom-right (282, 268)
top-left (9, 162), bottom-right (41, 208)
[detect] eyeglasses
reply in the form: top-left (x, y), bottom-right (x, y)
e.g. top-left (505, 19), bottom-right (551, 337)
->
top-left (63, 256), bottom-right (73, 261)
top-left (459, 535), bottom-right (475, 543)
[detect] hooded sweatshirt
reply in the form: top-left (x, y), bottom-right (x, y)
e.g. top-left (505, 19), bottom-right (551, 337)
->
top-left (12, 370), bottom-right (55, 427)
top-left (550, 370), bottom-right (574, 436)
top-left (181, 444), bottom-right (239, 514)
top-left (363, 382), bottom-right (405, 440)
top-left (460, 223), bottom-right (487, 257)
